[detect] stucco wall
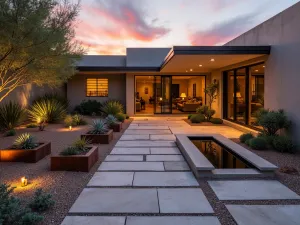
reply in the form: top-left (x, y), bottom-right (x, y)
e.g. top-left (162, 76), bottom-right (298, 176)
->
top-left (225, 2), bottom-right (300, 142)
top-left (67, 74), bottom-right (126, 111)
top-left (126, 74), bottom-right (135, 116)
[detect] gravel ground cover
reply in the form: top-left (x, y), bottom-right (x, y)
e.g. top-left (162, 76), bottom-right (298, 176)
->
top-left (0, 117), bottom-right (132, 225)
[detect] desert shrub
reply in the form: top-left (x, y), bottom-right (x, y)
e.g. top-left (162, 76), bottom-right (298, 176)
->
top-left (72, 114), bottom-right (87, 126)
top-left (249, 137), bottom-right (268, 150)
top-left (125, 114), bottom-right (129, 119)
top-left (245, 139), bottom-right (251, 146)
top-left (190, 114), bottom-right (205, 123)
top-left (272, 135), bottom-right (295, 153)
top-left (0, 101), bottom-right (26, 130)
top-left (239, 133), bottom-right (254, 143)
top-left (13, 133), bottom-right (38, 149)
top-left (210, 118), bottom-right (223, 124)
top-left (89, 119), bottom-right (109, 134)
top-left (188, 114), bottom-right (193, 119)
top-left (0, 184), bottom-right (43, 225)
top-left (64, 115), bottom-right (73, 127)
top-left (115, 113), bottom-right (126, 122)
top-left (74, 100), bottom-right (102, 116)
top-left (34, 93), bottom-right (68, 109)
top-left (100, 100), bottom-right (124, 116)
top-left (106, 114), bottom-right (118, 126)
top-left (256, 109), bottom-right (290, 136)
top-left (196, 105), bottom-right (215, 121)
top-left (28, 98), bottom-right (66, 123)
top-left (60, 146), bottom-right (79, 156)
top-left (26, 123), bottom-right (38, 128)
top-left (29, 189), bottom-right (55, 212)
top-left (72, 137), bottom-right (91, 152)
top-left (5, 129), bottom-right (16, 137)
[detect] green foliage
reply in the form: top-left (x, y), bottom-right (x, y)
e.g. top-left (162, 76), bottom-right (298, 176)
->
top-left (210, 118), bottom-right (223, 124)
top-left (74, 100), bottom-right (102, 116)
top-left (72, 114), bottom-right (87, 126)
top-left (188, 114), bottom-right (193, 119)
top-left (272, 136), bottom-right (295, 153)
top-left (60, 146), bottom-right (79, 156)
top-left (26, 123), bottom-right (38, 128)
top-left (28, 99), bottom-right (67, 123)
top-left (239, 133), bottom-right (254, 143)
top-left (72, 137), bottom-right (91, 152)
top-left (256, 109), bottom-right (290, 136)
top-left (13, 133), bottom-right (38, 149)
top-left (196, 105), bottom-right (215, 121)
top-left (190, 114), bottom-right (205, 123)
top-left (106, 114), bottom-right (118, 126)
top-left (64, 115), bottom-right (73, 127)
top-left (29, 189), bottom-right (54, 212)
top-left (89, 119), bottom-right (109, 134)
top-left (34, 94), bottom-right (68, 109)
top-left (115, 113), bottom-right (126, 122)
top-left (125, 114), bottom-right (130, 119)
top-left (5, 129), bottom-right (16, 137)
top-left (249, 137), bottom-right (268, 150)
top-left (204, 82), bottom-right (219, 110)
top-left (0, 0), bottom-right (84, 103)
top-left (245, 139), bottom-right (251, 146)
top-left (0, 184), bottom-right (43, 225)
top-left (101, 100), bottom-right (124, 116)
top-left (0, 101), bottom-right (25, 130)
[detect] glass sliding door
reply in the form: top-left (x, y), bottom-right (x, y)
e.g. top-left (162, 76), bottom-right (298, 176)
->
top-left (154, 76), bottom-right (162, 114)
top-left (154, 76), bottom-right (172, 114)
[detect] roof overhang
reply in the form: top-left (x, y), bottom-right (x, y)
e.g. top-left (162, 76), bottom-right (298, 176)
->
top-left (76, 66), bottom-right (160, 72)
top-left (160, 46), bottom-right (271, 73)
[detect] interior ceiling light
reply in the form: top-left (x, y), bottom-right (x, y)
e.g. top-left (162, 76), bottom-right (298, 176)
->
top-left (199, 64), bottom-right (202, 67)
top-left (190, 69), bottom-right (193, 71)
top-left (210, 58), bottom-right (215, 62)
top-left (263, 65), bottom-right (265, 68)
top-left (255, 69), bottom-right (258, 72)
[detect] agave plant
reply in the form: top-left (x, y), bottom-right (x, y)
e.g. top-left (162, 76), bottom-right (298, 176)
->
top-left (100, 100), bottom-right (124, 116)
top-left (0, 101), bottom-right (26, 130)
top-left (105, 114), bottom-right (118, 126)
top-left (72, 137), bottom-right (92, 152)
top-left (27, 99), bottom-right (67, 123)
top-left (89, 119), bottom-right (109, 134)
top-left (13, 133), bottom-right (38, 149)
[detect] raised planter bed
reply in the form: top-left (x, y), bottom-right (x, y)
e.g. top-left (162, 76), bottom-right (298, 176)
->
top-left (111, 122), bottom-right (122, 132)
top-left (0, 142), bottom-right (51, 163)
top-left (81, 129), bottom-right (113, 144)
top-left (50, 146), bottom-right (98, 172)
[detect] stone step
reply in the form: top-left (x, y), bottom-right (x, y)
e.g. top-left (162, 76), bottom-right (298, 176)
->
top-left (98, 162), bottom-right (165, 171)
top-left (125, 130), bottom-right (172, 135)
top-left (116, 141), bottom-right (176, 147)
top-left (146, 155), bottom-right (185, 162)
top-left (150, 147), bottom-right (181, 155)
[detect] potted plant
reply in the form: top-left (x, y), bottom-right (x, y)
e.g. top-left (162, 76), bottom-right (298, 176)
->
top-left (106, 114), bottom-right (122, 132)
top-left (51, 137), bottom-right (98, 172)
top-left (0, 133), bottom-right (51, 163)
top-left (81, 119), bottom-right (113, 144)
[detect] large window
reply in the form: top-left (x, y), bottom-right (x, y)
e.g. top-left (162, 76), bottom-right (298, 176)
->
top-left (223, 63), bottom-right (264, 129)
top-left (86, 78), bottom-right (108, 97)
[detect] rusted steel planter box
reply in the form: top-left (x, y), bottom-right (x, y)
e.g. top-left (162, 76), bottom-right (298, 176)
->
top-left (51, 146), bottom-right (98, 172)
top-left (0, 142), bottom-right (51, 163)
top-left (111, 122), bottom-right (122, 132)
top-left (81, 129), bottom-right (113, 144)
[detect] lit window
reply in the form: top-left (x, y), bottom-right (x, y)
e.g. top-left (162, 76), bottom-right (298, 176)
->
top-left (86, 78), bottom-right (108, 97)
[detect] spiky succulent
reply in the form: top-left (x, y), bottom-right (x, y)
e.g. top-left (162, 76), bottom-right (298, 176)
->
top-left (72, 137), bottom-right (92, 152)
top-left (13, 133), bottom-right (38, 149)
top-left (105, 114), bottom-right (118, 126)
top-left (89, 119), bottom-right (109, 134)
top-left (100, 100), bottom-right (124, 116)
top-left (72, 114), bottom-right (87, 125)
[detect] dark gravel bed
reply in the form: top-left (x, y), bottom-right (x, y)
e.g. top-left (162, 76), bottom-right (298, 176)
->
top-left (0, 118), bottom-right (132, 225)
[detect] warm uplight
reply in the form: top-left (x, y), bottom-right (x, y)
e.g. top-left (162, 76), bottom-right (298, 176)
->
top-left (21, 177), bottom-right (28, 187)
top-left (69, 125), bottom-right (72, 131)
top-left (37, 117), bottom-right (41, 124)
top-left (210, 58), bottom-right (215, 62)
top-left (199, 64), bottom-right (202, 67)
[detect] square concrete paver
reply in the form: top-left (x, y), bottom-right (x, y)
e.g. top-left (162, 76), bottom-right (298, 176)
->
top-left (226, 205), bottom-right (300, 225)
top-left (116, 141), bottom-right (176, 147)
top-left (209, 180), bottom-right (300, 200)
top-left (158, 189), bottom-right (214, 213)
top-left (133, 172), bottom-right (198, 186)
top-left (150, 147), bottom-right (181, 155)
top-left (87, 172), bottom-right (134, 187)
top-left (150, 135), bottom-right (176, 140)
top-left (98, 162), bottom-right (165, 171)
top-left (128, 126), bottom-right (169, 130)
top-left (61, 216), bottom-right (125, 225)
top-left (126, 216), bottom-right (221, 225)
top-left (146, 155), bottom-right (185, 161)
top-left (125, 130), bottom-right (172, 135)
top-left (69, 188), bottom-right (159, 213)
top-left (111, 147), bottom-right (150, 155)
top-left (120, 135), bottom-right (149, 140)
top-left (164, 161), bottom-right (190, 171)
top-left (104, 155), bottom-right (143, 161)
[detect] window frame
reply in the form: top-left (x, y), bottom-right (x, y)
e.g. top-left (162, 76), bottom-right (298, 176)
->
top-left (86, 78), bottom-right (109, 97)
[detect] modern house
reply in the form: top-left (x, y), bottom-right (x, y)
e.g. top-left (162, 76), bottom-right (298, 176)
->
top-left (3, 2), bottom-right (300, 142)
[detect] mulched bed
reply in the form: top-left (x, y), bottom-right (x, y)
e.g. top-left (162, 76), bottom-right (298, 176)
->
top-left (0, 117), bottom-right (132, 225)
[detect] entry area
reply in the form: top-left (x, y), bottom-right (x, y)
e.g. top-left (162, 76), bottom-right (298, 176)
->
top-left (135, 75), bottom-right (206, 115)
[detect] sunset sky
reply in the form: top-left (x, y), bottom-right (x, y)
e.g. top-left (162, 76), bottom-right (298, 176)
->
top-left (75, 0), bottom-right (299, 55)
